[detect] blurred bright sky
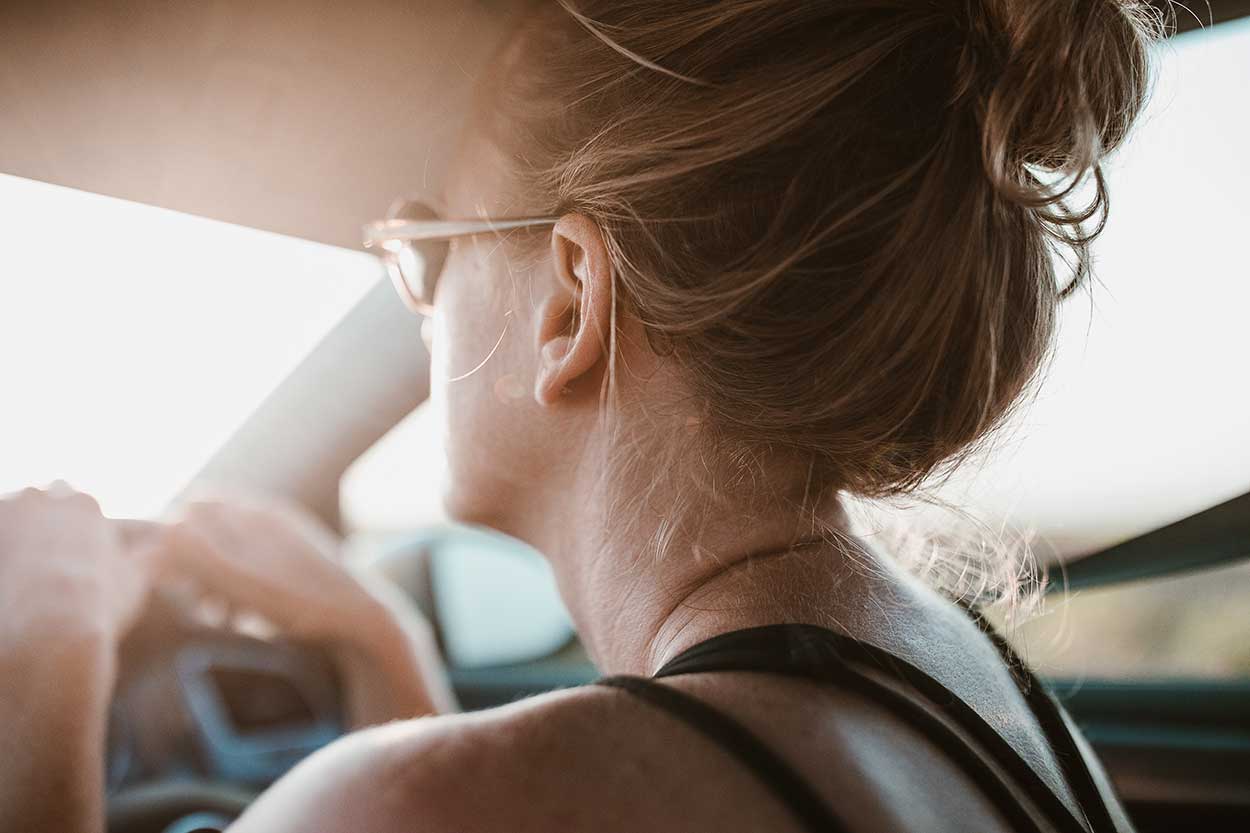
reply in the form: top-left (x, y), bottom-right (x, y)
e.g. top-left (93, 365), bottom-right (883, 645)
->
top-left (933, 18), bottom-right (1250, 556)
top-left (3, 20), bottom-right (1250, 554)
top-left (0, 174), bottom-right (377, 517)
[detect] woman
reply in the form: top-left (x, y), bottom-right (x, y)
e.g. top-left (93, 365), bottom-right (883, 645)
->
top-left (0, 1), bottom-right (1159, 831)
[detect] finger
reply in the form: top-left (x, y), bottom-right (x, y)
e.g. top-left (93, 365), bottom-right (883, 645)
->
top-left (43, 480), bottom-right (102, 514)
top-left (45, 479), bottom-right (90, 504)
top-left (46, 478), bottom-right (74, 494)
top-left (154, 522), bottom-right (273, 614)
top-left (117, 518), bottom-right (163, 545)
top-left (232, 610), bottom-right (280, 641)
top-left (119, 520), bottom-right (167, 573)
top-left (0, 485), bottom-right (42, 502)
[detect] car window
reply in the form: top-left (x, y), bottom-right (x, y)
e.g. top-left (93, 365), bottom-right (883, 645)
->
top-left (341, 403), bottom-right (445, 542)
top-left (0, 174), bottom-right (377, 516)
top-left (1004, 561), bottom-right (1250, 681)
top-left (933, 18), bottom-right (1250, 558)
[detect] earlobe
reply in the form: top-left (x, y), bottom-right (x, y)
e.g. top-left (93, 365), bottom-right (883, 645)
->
top-left (534, 214), bottom-right (613, 407)
top-left (533, 295), bottom-right (575, 405)
top-left (534, 333), bottom-right (574, 405)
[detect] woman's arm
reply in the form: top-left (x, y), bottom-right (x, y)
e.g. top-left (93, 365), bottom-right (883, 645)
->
top-left (0, 628), bottom-right (115, 833)
top-left (0, 484), bottom-right (156, 833)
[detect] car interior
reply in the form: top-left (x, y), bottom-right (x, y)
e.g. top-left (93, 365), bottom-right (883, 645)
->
top-left (1, 2), bottom-right (1248, 832)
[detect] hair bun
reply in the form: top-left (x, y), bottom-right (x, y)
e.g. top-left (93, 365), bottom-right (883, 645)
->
top-left (953, 0), bottom-right (1160, 209)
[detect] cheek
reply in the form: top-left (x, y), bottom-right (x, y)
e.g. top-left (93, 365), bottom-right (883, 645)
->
top-left (434, 244), bottom-right (531, 408)
top-left (431, 244), bottom-right (542, 519)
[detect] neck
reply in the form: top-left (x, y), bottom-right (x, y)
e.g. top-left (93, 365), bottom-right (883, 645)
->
top-left (539, 483), bottom-right (864, 675)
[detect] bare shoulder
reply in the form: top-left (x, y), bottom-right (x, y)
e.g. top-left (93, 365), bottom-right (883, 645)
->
top-left (228, 665), bottom-right (1026, 833)
top-left (227, 683), bottom-right (696, 833)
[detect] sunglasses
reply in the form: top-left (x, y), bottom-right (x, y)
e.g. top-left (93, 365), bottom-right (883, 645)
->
top-left (362, 200), bottom-right (559, 316)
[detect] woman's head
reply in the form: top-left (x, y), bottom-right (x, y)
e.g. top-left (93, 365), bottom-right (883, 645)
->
top-left (431, 0), bottom-right (1159, 557)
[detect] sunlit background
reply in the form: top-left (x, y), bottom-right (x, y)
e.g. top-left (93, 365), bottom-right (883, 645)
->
top-left (0, 173), bottom-right (377, 517)
top-left (938, 18), bottom-right (1250, 556)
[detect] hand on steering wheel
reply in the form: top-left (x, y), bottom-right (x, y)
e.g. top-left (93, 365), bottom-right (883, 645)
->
top-left (153, 492), bottom-right (379, 642)
top-left (0, 481), bottom-right (158, 650)
top-left (150, 490), bottom-right (456, 722)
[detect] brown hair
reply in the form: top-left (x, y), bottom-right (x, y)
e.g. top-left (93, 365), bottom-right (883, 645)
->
top-left (484, 0), bottom-right (1161, 579)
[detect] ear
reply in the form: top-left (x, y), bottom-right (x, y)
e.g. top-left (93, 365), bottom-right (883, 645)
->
top-left (534, 214), bottom-right (613, 406)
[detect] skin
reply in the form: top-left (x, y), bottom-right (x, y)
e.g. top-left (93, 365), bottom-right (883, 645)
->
top-left (0, 33), bottom-right (1129, 833)
top-left (0, 485), bottom-right (149, 833)
top-left (0, 485), bottom-right (454, 833)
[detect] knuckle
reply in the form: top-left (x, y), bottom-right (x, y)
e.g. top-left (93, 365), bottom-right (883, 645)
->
top-left (5, 486), bottom-right (47, 505)
top-left (68, 491), bottom-right (101, 513)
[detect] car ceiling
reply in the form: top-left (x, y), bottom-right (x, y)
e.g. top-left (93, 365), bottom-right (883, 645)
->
top-left (0, 0), bottom-right (523, 251)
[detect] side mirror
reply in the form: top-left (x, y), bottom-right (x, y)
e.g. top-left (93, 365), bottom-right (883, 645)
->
top-left (378, 525), bottom-right (575, 669)
top-left (429, 526), bottom-right (575, 668)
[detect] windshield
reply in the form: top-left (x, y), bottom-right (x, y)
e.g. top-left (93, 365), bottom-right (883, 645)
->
top-left (0, 174), bottom-right (378, 517)
top-left (932, 18), bottom-right (1250, 557)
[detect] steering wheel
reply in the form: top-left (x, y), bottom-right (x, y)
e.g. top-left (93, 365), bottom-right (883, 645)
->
top-left (107, 782), bottom-right (251, 833)
top-left (104, 594), bottom-right (347, 833)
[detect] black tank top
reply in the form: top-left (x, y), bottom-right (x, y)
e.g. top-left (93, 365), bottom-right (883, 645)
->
top-left (594, 613), bottom-right (1126, 833)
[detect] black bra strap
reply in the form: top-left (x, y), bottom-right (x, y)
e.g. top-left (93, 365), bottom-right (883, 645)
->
top-left (652, 624), bottom-right (1094, 833)
top-left (595, 674), bottom-right (853, 833)
top-left (963, 608), bottom-right (1117, 833)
